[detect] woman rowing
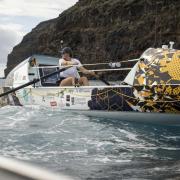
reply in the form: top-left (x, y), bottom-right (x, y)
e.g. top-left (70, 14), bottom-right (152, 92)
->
top-left (59, 47), bottom-right (96, 86)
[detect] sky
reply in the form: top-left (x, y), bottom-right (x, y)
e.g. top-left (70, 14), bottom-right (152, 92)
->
top-left (0, 0), bottom-right (78, 77)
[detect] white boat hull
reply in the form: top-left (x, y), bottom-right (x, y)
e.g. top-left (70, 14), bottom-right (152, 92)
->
top-left (16, 86), bottom-right (93, 110)
top-left (13, 85), bottom-right (180, 126)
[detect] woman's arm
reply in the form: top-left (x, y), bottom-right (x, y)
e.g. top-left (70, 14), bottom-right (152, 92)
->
top-left (79, 66), bottom-right (97, 77)
top-left (60, 60), bottom-right (78, 66)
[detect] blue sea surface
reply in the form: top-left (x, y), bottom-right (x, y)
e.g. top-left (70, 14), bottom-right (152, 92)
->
top-left (0, 105), bottom-right (180, 179)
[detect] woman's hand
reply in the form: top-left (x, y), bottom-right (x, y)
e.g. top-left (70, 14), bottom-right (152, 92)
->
top-left (64, 61), bottom-right (79, 66)
top-left (79, 66), bottom-right (98, 78)
top-left (72, 62), bottom-right (79, 65)
top-left (88, 70), bottom-right (99, 78)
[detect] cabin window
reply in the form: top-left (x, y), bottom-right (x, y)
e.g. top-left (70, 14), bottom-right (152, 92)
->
top-left (39, 65), bottom-right (60, 86)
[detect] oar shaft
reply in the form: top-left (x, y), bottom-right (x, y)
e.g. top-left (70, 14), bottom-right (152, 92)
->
top-left (98, 77), bottom-right (110, 85)
top-left (0, 79), bottom-right (38, 97)
top-left (0, 66), bottom-right (70, 98)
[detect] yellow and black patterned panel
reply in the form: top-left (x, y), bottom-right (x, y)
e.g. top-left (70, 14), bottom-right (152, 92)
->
top-left (129, 85), bottom-right (180, 113)
top-left (88, 86), bottom-right (180, 114)
top-left (134, 49), bottom-right (180, 86)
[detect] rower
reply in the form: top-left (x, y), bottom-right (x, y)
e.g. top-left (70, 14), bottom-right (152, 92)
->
top-left (59, 47), bottom-right (96, 86)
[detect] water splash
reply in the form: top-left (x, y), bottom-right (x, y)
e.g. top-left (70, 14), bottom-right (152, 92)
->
top-left (0, 105), bottom-right (180, 179)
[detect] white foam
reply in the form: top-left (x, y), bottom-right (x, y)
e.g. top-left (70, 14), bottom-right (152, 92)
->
top-left (118, 129), bottom-right (138, 141)
top-left (115, 159), bottom-right (131, 163)
top-left (94, 156), bottom-right (111, 163)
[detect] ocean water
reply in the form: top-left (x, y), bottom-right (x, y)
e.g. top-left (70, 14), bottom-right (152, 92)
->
top-left (0, 105), bottom-right (180, 179)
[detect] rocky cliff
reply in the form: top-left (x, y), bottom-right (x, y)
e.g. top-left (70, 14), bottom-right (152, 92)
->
top-left (5, 0), bottom-right (180, 79)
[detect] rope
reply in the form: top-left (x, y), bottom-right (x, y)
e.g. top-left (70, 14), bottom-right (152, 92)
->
top-left (31, 66), bottom-right (132, 71)
top-left (31, 58), bottom-right (139, 69)
top-left (83, 58), bottom-right (139, 66)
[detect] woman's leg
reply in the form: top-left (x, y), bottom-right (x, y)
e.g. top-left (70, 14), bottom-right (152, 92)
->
top-left (60, 77), bottom-right (75, 86)
top-left (79, 76), bottom-right (89, 86)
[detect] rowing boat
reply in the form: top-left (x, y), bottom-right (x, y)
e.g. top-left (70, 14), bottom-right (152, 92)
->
top-left (3, 43), bottom-right (180, 125)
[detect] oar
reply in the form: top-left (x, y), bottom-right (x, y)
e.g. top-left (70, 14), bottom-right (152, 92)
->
top-left (92, 73), bottom-right (111, 86)
top-left (0, 66), bottom-right (72, 98)
top-left (98, 77), bottom-right (111, 85)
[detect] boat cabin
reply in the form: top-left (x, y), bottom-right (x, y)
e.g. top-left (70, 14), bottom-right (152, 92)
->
top-left (5, 55), bottom-right (61, 88)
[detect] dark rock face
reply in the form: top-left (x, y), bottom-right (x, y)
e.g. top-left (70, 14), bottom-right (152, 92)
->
top-left (5, 0), bottom-right (180, 79)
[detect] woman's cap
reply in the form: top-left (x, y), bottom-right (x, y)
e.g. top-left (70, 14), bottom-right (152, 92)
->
top-left (61, 47), bottom-right (73, 57)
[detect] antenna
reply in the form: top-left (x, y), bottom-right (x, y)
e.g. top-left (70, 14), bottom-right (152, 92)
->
top-left (169, 41), bottom-right (174, 49)
top-left (60, 40), bottom-right (64, 49)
